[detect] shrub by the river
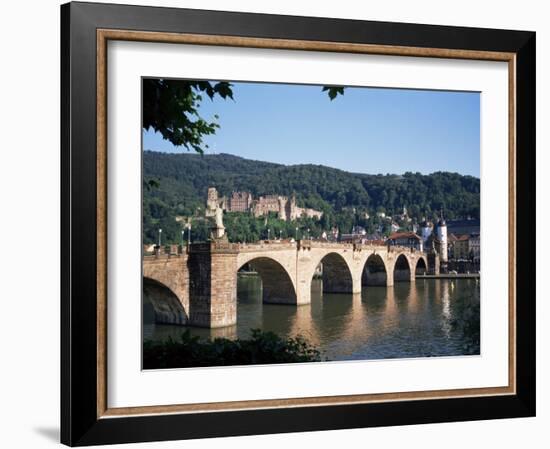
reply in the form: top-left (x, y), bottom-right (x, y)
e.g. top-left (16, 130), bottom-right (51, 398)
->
top-left (143, 329), bottom-right (321, 369)
top-left (451, 293), bottom-right (480, 355)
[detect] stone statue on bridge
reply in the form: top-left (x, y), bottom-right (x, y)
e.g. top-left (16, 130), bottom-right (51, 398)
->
top-left (210, 206), bottom-right (226, 240)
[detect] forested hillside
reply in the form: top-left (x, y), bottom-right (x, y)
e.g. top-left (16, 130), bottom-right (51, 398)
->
top-left (143, 151), bottom-right (479, 244)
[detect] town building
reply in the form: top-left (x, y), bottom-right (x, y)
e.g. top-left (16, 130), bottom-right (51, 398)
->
top-left (449, 232), bottom-right (480, 262)
top-left (205, 187), bottom-right (323, 222)
top-left (387, 231), bottom-right (423, 251)
top-left (393, 206), bottom-right (412, 223)
top-left (469, 233), bottom-right (480, 263)
top-left (451, 234), bottom-right (470, 260)
top-left (340, 225), bottom-right (368, 243)
top-left (447, 233), bottom-right (459, 256)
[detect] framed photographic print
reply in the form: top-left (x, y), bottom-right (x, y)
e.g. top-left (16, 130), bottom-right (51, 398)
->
top-left (61, 1), bottom-right (536, 446)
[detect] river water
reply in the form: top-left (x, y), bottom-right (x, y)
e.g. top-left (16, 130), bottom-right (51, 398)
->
top-left (143, 276), bottom-right (480, 361)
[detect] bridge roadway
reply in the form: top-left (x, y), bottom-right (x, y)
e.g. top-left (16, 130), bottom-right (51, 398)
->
top-left (143, 240), bottom-right (431, 328)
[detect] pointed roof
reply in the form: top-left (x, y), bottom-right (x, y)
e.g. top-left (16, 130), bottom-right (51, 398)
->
top-left (438, 208), bottom-right (446, 226)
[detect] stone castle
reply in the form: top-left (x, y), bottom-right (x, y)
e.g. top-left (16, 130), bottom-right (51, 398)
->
top-left (206, 187), bottom-right (323, 222)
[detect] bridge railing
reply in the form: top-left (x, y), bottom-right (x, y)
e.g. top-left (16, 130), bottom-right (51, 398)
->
top-left (387, 245), bottom-right (424, 254)
top-left (143, 244), bottom-right (186, 259)
top-left (236, 240), bottom-right (298, 252)
top-left (142, 241), bottom-right (427, 259)
top-left (299, 240), bottom-right (354, 250)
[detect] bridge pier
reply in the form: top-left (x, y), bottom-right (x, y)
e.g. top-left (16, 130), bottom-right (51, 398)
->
top-left (386, 271), bottom-right (394, 287)
top-left (295, 277), bottom-right (313, 306)
top-left (188, 242), bottom-right (238, 328)
top-left (408, 256), bottom-right (417, 282)
top-left (428, 252), bottom-right (441, 275)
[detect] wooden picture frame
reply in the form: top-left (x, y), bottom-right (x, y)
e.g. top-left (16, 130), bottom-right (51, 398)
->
top-left (61, 1), bottom-right (536, 446)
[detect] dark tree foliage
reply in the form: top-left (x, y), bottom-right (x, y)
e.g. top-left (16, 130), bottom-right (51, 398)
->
top-left (451, 289), bottom-right (481, 355)
top-left (142, 79), bottom-right (343, 153)
top-left (142, 152), bottom-right (480, 244)
top-left (143, 79), bottom-right (234, 152)
top-left (143, 329), bottom-right (321, 369)
top-left (322, 85), bottom-right (345, 100)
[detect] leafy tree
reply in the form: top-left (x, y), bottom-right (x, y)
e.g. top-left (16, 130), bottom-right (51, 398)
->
top-left (322, 85), bottom-right (345, 100)
top-left (143, 79), bottom-right (345, 153)
top-left (451, 290), bottom-right (480, 355)
top-left (143, 79), bottom-right (234, 153)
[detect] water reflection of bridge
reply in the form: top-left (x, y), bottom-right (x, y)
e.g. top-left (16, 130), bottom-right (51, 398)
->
top-left (143, 240), bottom-right (431, 329)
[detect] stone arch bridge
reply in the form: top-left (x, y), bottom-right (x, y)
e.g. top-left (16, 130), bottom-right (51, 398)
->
top-left (143, 240), bottom-right (431, 328)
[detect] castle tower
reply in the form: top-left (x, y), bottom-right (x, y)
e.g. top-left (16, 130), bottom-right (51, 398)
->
top-left (278, 196), bottom-right (287, 221)
top-left (289, 193), bottom-right (298, 221)
top-left (436, 212), bottom-right (448, 272)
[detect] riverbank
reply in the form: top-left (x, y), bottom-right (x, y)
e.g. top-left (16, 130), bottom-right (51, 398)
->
top-left (143, 329), bottom-right (321, 369)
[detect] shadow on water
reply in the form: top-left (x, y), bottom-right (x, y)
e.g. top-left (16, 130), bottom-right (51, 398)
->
top-left (144, 275), bottom-right (480, 361)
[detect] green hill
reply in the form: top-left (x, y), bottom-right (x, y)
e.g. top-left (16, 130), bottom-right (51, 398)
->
top-left (143, 151), bottom-right (480, 244)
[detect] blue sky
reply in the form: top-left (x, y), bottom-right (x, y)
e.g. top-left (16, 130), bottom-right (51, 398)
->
top-left (143, 81), bottom-right (480, 177)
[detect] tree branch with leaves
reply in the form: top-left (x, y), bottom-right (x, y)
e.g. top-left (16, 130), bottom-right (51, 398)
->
top-left (143, 79), bottom-right (234, 153)
top-left (143, 79), bottom-right (345, 153)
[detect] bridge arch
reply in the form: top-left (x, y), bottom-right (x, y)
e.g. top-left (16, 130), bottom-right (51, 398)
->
top-left (237, 257), bottom-right (297, 304)
top-left (143, 277), bottom-right (188, 325)
top-left (415, 257), bottom-right (428, 275)
top-left (393, 254), bottom-right (412, 282)
top-left (362, 253), bottom-right (388, 286)
top-left (314, 252), bottom-right (354, 294)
